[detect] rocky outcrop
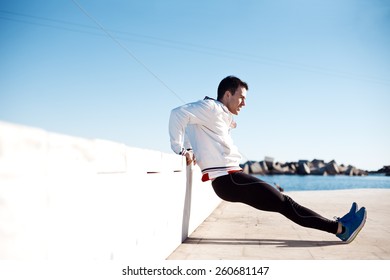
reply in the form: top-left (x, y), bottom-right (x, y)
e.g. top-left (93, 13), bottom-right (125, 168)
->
top-left (369, 165), bottom-right (390, 176)
top-left (241, 157), bottom-right (370, 176)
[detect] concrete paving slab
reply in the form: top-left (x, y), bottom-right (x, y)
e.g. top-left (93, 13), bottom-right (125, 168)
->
top-left (167, 189), bottom-right (390, 260)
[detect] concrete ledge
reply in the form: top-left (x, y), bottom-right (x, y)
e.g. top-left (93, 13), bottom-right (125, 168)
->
top-left (0, 121), bottom-right (221, 260)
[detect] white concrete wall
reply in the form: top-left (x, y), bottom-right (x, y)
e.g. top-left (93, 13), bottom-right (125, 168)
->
top-left (0, 121), bottom-right (221, 260)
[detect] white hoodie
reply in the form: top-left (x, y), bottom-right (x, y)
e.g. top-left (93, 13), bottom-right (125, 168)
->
top-left (169, 97), bottom-right (242, 180)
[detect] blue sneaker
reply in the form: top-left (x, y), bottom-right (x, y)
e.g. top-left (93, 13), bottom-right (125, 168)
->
top-left (336, 207), bottom-right (367, 243)
top-left (335, 202), bottom-right (358, 224)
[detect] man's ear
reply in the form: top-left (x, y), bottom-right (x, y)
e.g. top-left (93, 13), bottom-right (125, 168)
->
top-left (225, 90), bottom-right (232, 98)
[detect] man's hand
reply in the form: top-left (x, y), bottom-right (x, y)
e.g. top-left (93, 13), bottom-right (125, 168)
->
top-left (184, 150), bottom-right (196, 166)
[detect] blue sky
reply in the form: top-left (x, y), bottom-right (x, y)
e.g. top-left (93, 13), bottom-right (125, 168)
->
top-left (1, 0), bottom-right (389, 171)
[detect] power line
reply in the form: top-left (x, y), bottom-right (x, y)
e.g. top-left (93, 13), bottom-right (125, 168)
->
top-left (1, 9), bottom-right (389, 86)
top-left (69, 1), bottom-right (186, 104)
top-left (0, 15), bottom-right (105, 36)
top-left (0, 9), bottom-right (97, 30)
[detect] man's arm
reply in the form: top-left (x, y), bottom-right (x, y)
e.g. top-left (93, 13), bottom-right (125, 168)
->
top-left (169, 107), bottom-right (196, 166)
top-left (169, 100), bottom-right (211, 162)
top-left (169, 106), bottom-right (190, 155)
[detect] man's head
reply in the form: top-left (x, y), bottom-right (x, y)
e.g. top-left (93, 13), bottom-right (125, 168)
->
top-left (217, 75), bottom-right (248, 115)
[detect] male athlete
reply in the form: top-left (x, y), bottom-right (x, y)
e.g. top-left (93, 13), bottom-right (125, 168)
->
top-left (169, 75), bottom-right (366, 243)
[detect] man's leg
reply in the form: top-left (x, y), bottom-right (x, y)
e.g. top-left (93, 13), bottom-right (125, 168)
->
top-left (212, 172), bottom-right (338, 234)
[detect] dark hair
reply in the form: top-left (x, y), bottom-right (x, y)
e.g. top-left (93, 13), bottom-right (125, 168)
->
top-left (217, 75), bottom-right (248, 101)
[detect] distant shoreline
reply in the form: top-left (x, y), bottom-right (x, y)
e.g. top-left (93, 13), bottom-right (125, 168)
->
top-left (241, 157), bottom-right (390, 177)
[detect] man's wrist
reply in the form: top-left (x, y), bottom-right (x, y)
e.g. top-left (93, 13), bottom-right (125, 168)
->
top-left (179, 148), bottom-right (193, 156)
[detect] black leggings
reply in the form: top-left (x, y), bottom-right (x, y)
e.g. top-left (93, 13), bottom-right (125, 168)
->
top-left (212, 172), bottom-right (338, 234)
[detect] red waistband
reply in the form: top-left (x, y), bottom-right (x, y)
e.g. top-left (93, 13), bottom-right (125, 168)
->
top-left (201, 169), bottom-right (241, 182)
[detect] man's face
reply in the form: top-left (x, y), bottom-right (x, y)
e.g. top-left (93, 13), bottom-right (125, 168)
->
top-left (224, 86), bottom-right (247, 115)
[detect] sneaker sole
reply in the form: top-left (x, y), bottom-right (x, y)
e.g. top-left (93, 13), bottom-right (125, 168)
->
top-left (345, 209), bottom-right (367, 244)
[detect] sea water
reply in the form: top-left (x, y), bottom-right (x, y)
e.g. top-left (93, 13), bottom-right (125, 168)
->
top-left (254, 174), bottom-right (390, 192)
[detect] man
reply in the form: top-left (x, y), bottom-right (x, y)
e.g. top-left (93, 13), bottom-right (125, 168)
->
top-left (169, 75), bottom-right (366, 243)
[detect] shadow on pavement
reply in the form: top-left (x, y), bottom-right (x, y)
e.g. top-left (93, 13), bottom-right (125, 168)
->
top-left (184, 237), bottom-right (344, 248)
